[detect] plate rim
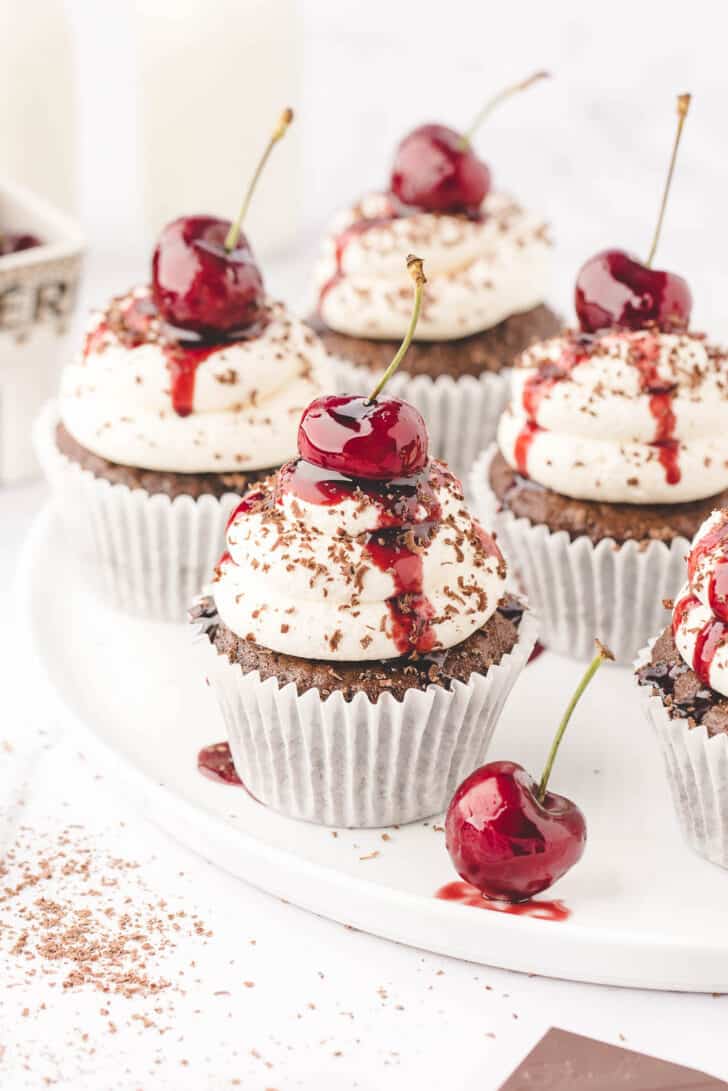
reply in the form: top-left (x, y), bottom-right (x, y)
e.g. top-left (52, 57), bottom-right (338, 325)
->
top-left (15, 503), bottom-right (728, 993)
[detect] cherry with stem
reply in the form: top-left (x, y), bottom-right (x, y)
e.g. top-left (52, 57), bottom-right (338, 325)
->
top-left (445, 640), bottom-right (614, 902)
top-left (390, 71), bottom-right (549, 214)
top-left (298, 255), bottom-right (430, 480)
top-left (152, 108), bottom-right (294, 336)
top-left (575, 93), bottom-right (693, 334)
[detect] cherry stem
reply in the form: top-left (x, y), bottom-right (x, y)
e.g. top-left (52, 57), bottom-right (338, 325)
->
top-left (645, 93), bottom-right (691, 267)
top-left (224, 107), bottom-right (294, 252)
top-left (461, 70), bottom-right (550, 148)
top-left (368, 255), bottom-right (426, 402)
top-left (536, 640), bottom-right (614, 803)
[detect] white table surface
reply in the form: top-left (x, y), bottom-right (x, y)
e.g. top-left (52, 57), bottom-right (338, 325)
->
top-left (2, 487), bottom-right (728, 1091)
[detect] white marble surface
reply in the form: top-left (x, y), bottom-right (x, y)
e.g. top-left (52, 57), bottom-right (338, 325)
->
top-left (4, 4), bottom-right (728, 1087)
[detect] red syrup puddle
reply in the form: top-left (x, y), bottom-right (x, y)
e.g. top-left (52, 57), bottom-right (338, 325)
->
top-left (84, 294), bottom-right (269, 418)
top-left (197, 741), bottom-right (241, 785)
top-left (527, 640), bottom-right (545, 664)
top-left (435, 881), bottom-right (570, 922)
top-left (513, 330), bottom-right (682, 486)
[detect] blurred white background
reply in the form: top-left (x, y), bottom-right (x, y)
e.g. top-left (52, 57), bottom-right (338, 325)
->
top-left (3, 0), bottom-right (726, 331)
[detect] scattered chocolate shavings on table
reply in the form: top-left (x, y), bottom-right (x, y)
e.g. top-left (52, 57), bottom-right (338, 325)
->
top-left (0, 825), bottom-right (210, 1001)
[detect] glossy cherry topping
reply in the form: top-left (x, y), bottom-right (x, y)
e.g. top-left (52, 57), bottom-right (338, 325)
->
top-left (150, 108), bottom-right (293, 338)
top-left (0, 231), bottom-right (42, 256)
top-left (389, 72), bottom-right (548, 216)
top-left (151, 215), bottom-right (264, 336)
top-left (390, 124), bottom-right (491, 215)
top-left (575, 95), bottom-right (693, 336)
top-left (445, 761), bottom-right (586, 902)
top-left (575, 249), bottom-right (692, 334)
top-left (298, 394), bottom-right (428, 481)
top-left (445, 643), bottom-right (611, 901)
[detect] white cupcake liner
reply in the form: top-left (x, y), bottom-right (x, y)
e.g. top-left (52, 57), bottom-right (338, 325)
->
top-left (470, 445), bottom-right (691, 665)
top-left (34, 401), bottom-right (242, 622)
top-left (637, 641), bottom-right (728, 870)
top-left (332, 357), bottom-right (510, 483)
top-left (195, 607), bottom-right (538, 828)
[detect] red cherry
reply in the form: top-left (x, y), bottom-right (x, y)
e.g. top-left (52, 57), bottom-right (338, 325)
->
top-left (151, 215), bottom-right (264, 336)
top-left (390, 124), bottom-right (491, 215)
top-left (445, 760), bottom-right (586, 902)
top-left (575, 95), bottom-right (693, 336)
top-left (575, 249), bottom-right (692, 334)
top-left (0, 232), bottom-right (42, 256)
top-left (445, 642), bottom-right (613, 902)
top-left (298, 394), bottom-right (428, 480)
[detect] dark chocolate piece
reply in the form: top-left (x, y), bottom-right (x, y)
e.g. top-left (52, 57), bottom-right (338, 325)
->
top-left (499, 1028), bottom-right (726, 1090)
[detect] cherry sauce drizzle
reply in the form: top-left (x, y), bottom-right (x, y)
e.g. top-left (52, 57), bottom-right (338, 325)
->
top-left (84, 295), bottom-right (266, 418)
top-left (273, 458), bottom-right (447, 655)
top-left (435, 880), bottom-right (570, 922)
top-left (514, 331), bottom-right (681, 486)
top-left (687, 517), bottom-right (728, 622)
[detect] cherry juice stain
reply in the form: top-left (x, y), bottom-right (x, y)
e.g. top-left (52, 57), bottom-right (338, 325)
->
top-left (687, 515), bottom-right (728, 622)
top-left (435, 880), bottom-right (570, 922)
top-left (197, 742), bottom-right (241, 786)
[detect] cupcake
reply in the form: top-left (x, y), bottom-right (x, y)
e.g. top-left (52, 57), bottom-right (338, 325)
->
top-left (472, 94), bottom-right (726, 663)
top-left (36, 110), bottom-right (332, 621)
top-left (636, 510), bottom-right (728, 870)
top-left (193, 257), bottom-right (537, 827)
top-left (308, 73), bottom-right (559, 477)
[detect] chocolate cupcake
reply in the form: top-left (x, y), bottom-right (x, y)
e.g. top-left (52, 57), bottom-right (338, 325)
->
top-left (309, 83), bottom-right (558, 477)
top-left (472, 325), bottom-right (728, 663)
top-left (36, 288), bottom-right (332, 620)
top-left (194, 257), bottom-right (536, 826)
top-left (637, 510), bottom-right (728, 869)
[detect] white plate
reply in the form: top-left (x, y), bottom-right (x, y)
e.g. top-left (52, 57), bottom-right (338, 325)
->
top-left (18, 505), bottom-right (728, 992)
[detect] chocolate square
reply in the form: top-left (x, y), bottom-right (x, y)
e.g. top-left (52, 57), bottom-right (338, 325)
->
top-left (499, 1028), bottom-right (726, 1089)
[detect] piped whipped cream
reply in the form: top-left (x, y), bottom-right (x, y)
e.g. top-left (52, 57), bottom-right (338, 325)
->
top-left (60, 289), bottom-right (333, 473)
top-left (673, 510), bottom-right (728, 696)
top-left (314, 191), bottom-right (551, 342)
top-left (212, 458), bottom-right (507, 661)
top-left (497, 329), bottom-right (728, 504)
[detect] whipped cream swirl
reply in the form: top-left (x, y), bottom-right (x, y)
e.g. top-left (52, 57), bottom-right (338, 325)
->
top-left (212, 459), bottom-right (506, 661)
top-left (60, 289), bottom-right (333, 473)
top-left (497, 329), bottom-right (728, 504)
top-left (314, 191), bottom-right (551, 342)
top-left (673, 510), bottom-right (728, 696)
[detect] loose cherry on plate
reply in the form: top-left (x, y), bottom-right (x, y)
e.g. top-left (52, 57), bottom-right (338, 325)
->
top-left (298, 255), bottom-right (429, 480)
top-left (575, 94), bottom-right (692, 334)
top-left (151, 108), bottom-right (293, 336)
top-left (390, 71), bottom-right (548, 215)
top-left (445, 641), bottom-right (614, 902)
